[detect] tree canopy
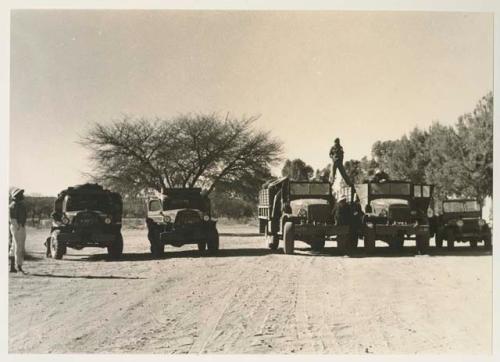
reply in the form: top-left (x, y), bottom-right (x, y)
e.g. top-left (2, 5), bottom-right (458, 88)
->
top-left (81, 114), bottom-right (283, 197)
top-left (281, 159), bottom-right (314, 181)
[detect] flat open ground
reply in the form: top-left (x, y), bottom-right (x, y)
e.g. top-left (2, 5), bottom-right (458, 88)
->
top-left (9, 222), bottom-right (492, 354)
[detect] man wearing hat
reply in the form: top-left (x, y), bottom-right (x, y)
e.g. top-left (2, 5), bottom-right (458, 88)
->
top-left (329, 138), bottom-right (352, 186)
top-left (9, 188), bottom-right (27, 273)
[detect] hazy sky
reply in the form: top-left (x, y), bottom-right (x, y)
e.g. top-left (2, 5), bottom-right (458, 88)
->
top-left (10, 10), bottom-right (493, 196)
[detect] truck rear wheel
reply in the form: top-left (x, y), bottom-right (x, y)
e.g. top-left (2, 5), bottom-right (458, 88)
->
top-left (108, 233), bottom-right (123, 260)
top-left (50, 230), bottom-right (65, 260)
top-left (265, 225), bottom-right (279, 251)
top-left (283, 222), bottom-right (295, 255)
top-left (197, 241), bottom-right (206, 252)
top-left (364, 230), bottom-right (376, 252)
top-left (470, 240), bottom-right (478, 248)
top-left (391, 235), bottom-right (404, 250)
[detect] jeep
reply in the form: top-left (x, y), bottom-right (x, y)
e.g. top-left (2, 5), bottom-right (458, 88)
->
top-left (45, 183), bottom-right (123, 260)
top-left (258, 177), bottom-right (353, 254)
top-left (434, 199), bottom-right (492, 250)
top-left (145, 188), bottom-right (219, 257)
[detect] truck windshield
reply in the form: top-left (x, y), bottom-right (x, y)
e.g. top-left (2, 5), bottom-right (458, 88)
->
top-left (371, 183), bottom-right (411, 196)
top-left (66, 194), bottom-right (112, 212)
top-left (290, 183), bottom-right (330, 196)
top-left (443, 201), bottom-right (480, 213)
top-left (163, 198), bottom-right (203, 211)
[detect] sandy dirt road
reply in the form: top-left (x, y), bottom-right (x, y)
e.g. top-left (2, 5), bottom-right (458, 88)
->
top-left (9, 223), bottom-right (491, 354)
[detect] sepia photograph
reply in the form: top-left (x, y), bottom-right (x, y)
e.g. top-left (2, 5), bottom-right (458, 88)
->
top-left (4, 1), bottom-right (497, 357)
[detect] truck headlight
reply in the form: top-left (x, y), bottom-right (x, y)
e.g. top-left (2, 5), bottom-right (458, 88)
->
top-left (478, 219), bottom-right (486, 227)
top-left (163, 215), bottom-right (171, 223)
top-left (203, 215), bottom-right (210, 221)
top-left (366, 222), bottom-right (374, 228)
top-left (104, 217), bottom-right (112, 224)
top-left (62, 216), bottom-right (70, 225)
top-left (456, 220), bottom-right (464, 227)
top-left (427, 209), bottom-right (434, 218)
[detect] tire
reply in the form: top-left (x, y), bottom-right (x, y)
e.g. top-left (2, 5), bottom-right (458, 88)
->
top-left (283, 222), bottom-right (295, 255)
top-left (45, 237), bottom-right (52, 258)
top-left (391, 235), bottom-right (404, 250)
top-left (446, 229), bottom-right (455, 250)
top-left (484, 232), bottom-right (492, 250)
top-left (435, 231), bottom-right (443, 248)
top-left (264, 225), bottom-right (279, 251)
top-left (349, 233), bottom-right (359, 251)
top-left (107, 232), bottom-right (123, 260)
top-left (311, 238), bottom-right (325, 252)
top-left (197, 241), bottom-right (207, 252)
top-left (148, 225), bottom-right (164, 257)
top-left (470, 240), bottom-right (478, 248)
top-left (364, 230), bottom-right (376, 252)
top-left (50, 230), bottom-right (64, 260)
top-left (207, 229), bottom-right (220, 253)
top-left (416, 233), bottom-right (430, 254)
top-left (337, 234), bottom-right (348, 253)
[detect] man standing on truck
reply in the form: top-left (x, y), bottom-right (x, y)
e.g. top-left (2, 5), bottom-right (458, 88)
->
top-left (9, 188), bottom-right (27, 273)
top-left (329, 138), bottom-right (352, 186)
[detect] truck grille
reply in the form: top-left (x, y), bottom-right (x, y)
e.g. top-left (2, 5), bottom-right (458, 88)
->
top-left (73, 211), bottom-right (100, 228)
top-left (176, 210), bottom-right (201, 225)
top-left (307, 204), bottom-right (331, 223)
top-left (388, 205), bottom-right (410, 222)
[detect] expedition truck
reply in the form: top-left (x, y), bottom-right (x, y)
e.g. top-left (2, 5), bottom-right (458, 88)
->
top-left (258, 177), bottom-right (354, 254)
top-left (146, 188), bottom-right (219, 257)
top-left (353, 181), bottom-right (434, 253)
top-left (45, 183), bottom-right (123, 260)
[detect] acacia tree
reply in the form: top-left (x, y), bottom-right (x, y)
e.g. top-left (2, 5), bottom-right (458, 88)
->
top-left (81, 114), bottom-right (282, 196)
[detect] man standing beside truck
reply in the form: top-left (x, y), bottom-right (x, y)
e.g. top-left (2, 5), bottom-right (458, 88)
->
top-left (9, 188), bottom-right (27, 273)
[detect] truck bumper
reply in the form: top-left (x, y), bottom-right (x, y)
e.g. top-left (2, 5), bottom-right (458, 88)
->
top-left (455, 231), bottom-right (491, 241)
top-left (57, 232), bottom-right (116, 247)
top-left (160, 226), bottom-right (211, 245)
top-left (294, 224), bottom-right (350, 239)
top-left (370, 224), bottom-right (429, 238)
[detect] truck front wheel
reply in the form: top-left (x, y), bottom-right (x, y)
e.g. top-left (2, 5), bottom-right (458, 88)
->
top-left (311, 238), bottom-right (325, 252)
top-left (108, 233), bottom-right (123, 260)
top-left (207, 229), bottom-right (220, 253)
top-left (446, 229), bottom-right (455, 250)
top-left (148, 225), bottom-right (164, 257)
top-left (50, 230), bottom-right (64, 260)
top-left (364, 230), bottom-right (376, 252)
top-left (416, 233), bottom-right (430, 254)
top-left (484, 233), bottom-right (492, 250)
top-left (283, 222), bottom-right (295, 255)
